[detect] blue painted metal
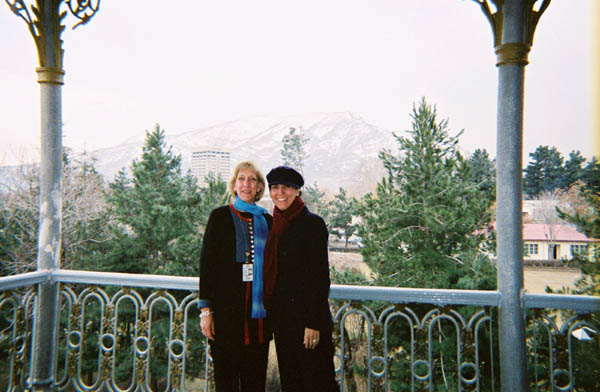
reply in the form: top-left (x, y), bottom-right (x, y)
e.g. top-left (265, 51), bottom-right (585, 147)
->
top-left (495, 1), bottom-right (530, 390)
top-left (33, 0), bottom-right (65, 387)
top-left (1, 271), bottom-right (598, 391)
top-left (331, 284), bottom-right (501, 307)
top-left (0, 271), bottom-right (48, 290)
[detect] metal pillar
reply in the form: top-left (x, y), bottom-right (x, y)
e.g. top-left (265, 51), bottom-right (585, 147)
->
top-left (32, 69), bottom-right (64, 391)
top-left (5, 1), bottom-right (99, 390)
top-left (475, 0), bottom-right (550, 390)
top-left (595, 1), bottom-right (600, 156)
top-left (496, 53), bottom-right (529, 392)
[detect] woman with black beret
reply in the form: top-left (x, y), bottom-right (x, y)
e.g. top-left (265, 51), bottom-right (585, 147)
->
top-left (264, 165), bottom-right (339, 392)
top-left (198, 161), bottom-right (272, 391)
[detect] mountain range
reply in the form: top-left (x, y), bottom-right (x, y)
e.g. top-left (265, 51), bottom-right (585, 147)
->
top-left (91, 112), bottom-right (398, 195)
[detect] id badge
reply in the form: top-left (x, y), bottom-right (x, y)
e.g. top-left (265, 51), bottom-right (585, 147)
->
top-left (242, 263), bottom-right (254, 282)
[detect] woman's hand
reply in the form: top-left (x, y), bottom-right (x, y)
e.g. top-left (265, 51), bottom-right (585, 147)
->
top-left (200, 309), bottom-right (215, 340)
top-left (304, 327), bottom-right (320, 350)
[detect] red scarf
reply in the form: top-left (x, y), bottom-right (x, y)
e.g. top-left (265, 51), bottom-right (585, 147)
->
top-left (263, 196), bottom-right (305, 308)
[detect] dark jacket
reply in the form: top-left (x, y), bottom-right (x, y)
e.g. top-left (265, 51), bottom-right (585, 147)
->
top-left (271, 206), bottom-right (333, 335)
top-left (199, 205), bottom-right (273, 345)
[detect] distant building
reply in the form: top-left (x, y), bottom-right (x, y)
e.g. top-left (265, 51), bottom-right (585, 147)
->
top-left (522, 223), bottom-right (598, 261)
top-left (481, 223), bottom-right (598, 265)
top-left (191, 147), bottom-right (231, 186)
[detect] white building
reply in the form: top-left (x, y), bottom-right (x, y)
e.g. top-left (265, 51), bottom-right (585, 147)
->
top-left (191, 147), bottom-right (231, 186)
top-left (522, 223), bottom-right (598, 261)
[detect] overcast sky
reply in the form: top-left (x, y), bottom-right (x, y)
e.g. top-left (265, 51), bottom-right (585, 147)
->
top-left (0, 0), bottom-right (596, 166)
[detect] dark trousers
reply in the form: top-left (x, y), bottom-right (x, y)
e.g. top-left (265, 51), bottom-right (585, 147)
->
top-left (274, 331), bottom-right (339, 392)
top-left (211, 342), bottom-right (270, 392)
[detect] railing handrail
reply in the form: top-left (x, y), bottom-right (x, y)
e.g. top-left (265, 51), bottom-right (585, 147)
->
top-left (1, 269), bottom-right (599, 312)
top-left (330, 284), bottom-right (501, 306)
top-left (0, 270), bottom-right (49, 290)
top-left (50, 269), bottom-right (198, 290)
top-left (523, 292), bottom-right (600, 312)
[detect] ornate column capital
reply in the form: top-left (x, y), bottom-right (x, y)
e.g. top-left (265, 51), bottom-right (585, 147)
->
top-left (473, 0), bottom-right (551, 66)
top-left (5, 0), bottom-right (100, 72)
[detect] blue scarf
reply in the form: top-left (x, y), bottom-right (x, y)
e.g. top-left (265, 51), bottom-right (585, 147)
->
top-left (233, 196), bottom-right (268, 319)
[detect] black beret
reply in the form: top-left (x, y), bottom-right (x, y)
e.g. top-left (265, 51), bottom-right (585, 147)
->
top-left (267, 166), bottom-right (304, 188)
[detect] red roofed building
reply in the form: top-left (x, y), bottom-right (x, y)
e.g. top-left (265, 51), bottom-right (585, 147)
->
top-left (522, 223), bottom-right (599, 261)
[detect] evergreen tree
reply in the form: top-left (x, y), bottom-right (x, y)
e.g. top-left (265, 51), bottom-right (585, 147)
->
top-left (329, 187), bottom-right (357, 247)
top-left (197, 172), bottom-right (230, 228)
top-left (95, 125), bottom-right (203, 276)
top-left (280, 127), bottom-right (309, 175)
top-left (302, 182), bottom-right (330, 223)
top-left (561, 150), bottom-right (586, 189)
top-left (356, 99), bottom-right (496, 289)
top-left (86, 125), bottom-right (209, 388)
top-left (466, 148), bottom-right (496, 196)
top-left (582, 156), bottom-right (600, 195)
top-left (353, 100), bottom-right (497, 390)
top-left (523, 146), bottom-right (565, 197)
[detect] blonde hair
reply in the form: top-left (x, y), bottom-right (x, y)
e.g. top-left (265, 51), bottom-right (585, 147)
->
top-left (228, 161), bottom-right (266, 202)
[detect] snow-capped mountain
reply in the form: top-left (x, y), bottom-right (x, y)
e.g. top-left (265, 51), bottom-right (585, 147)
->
top-left (92, 112), bottom-right (398, 195)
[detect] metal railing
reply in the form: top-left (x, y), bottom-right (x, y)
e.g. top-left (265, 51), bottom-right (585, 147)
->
top-left (1, 269), bottom-right (599, 391)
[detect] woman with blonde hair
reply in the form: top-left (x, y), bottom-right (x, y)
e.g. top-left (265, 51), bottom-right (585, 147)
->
top-left (199, 161), bottom-right (272, 391)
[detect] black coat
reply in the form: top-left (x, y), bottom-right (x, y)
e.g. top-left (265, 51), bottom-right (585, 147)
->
top-left (271, 206), bottom-right (333, 335)
top-left (271, 206), bottom-right (339, 391)
top-left (198, 205), bottom-right (273, 345)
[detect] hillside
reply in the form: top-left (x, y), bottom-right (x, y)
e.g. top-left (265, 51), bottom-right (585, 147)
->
top-left (91, 112), bottom-right (398, 195)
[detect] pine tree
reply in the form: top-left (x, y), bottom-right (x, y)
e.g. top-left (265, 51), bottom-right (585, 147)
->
top-left (561, 150), bottom-right (586, 189)
top-left (280, 127), bottom-right (309, 175)
top-left (356, 99), bottom-right (496, 289)
top-left (86, 125), bottom-right (210, 387)
top-left (466, 148), bottom-right (496, 196)
top-left (197, 172), bottom-right (230, 228)
top-left (582, 156), bottom-right (600, 195)
top-left (96, 125), bottom-right (203, 276)
top-left (352, 100), bottom-right (497, 390)
top-left (302, 182), bottom-right (330, 222)
top-left (523, 146), bottom-right (565, 197)
top-left (329, 187), bottom-right (357, 247)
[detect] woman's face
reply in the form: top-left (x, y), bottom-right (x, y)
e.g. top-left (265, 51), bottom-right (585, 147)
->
top-left (269, 184), bottom-right (300, 211)
top-left (234, 168), bottom-right (262, 204)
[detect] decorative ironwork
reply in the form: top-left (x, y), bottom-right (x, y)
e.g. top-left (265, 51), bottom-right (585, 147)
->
top-left (473, 0), bottom-right (551, 65)
top-left (65, 0), bottom-right (99, 29)
top-left (5, 0), bottom-right (100, 70)
top-left (0, 288), bottom-right (36, 390)
top-left (1, 274), bottom-right (598, 391)
top-left (332, 302), bottom-right (497, 391)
